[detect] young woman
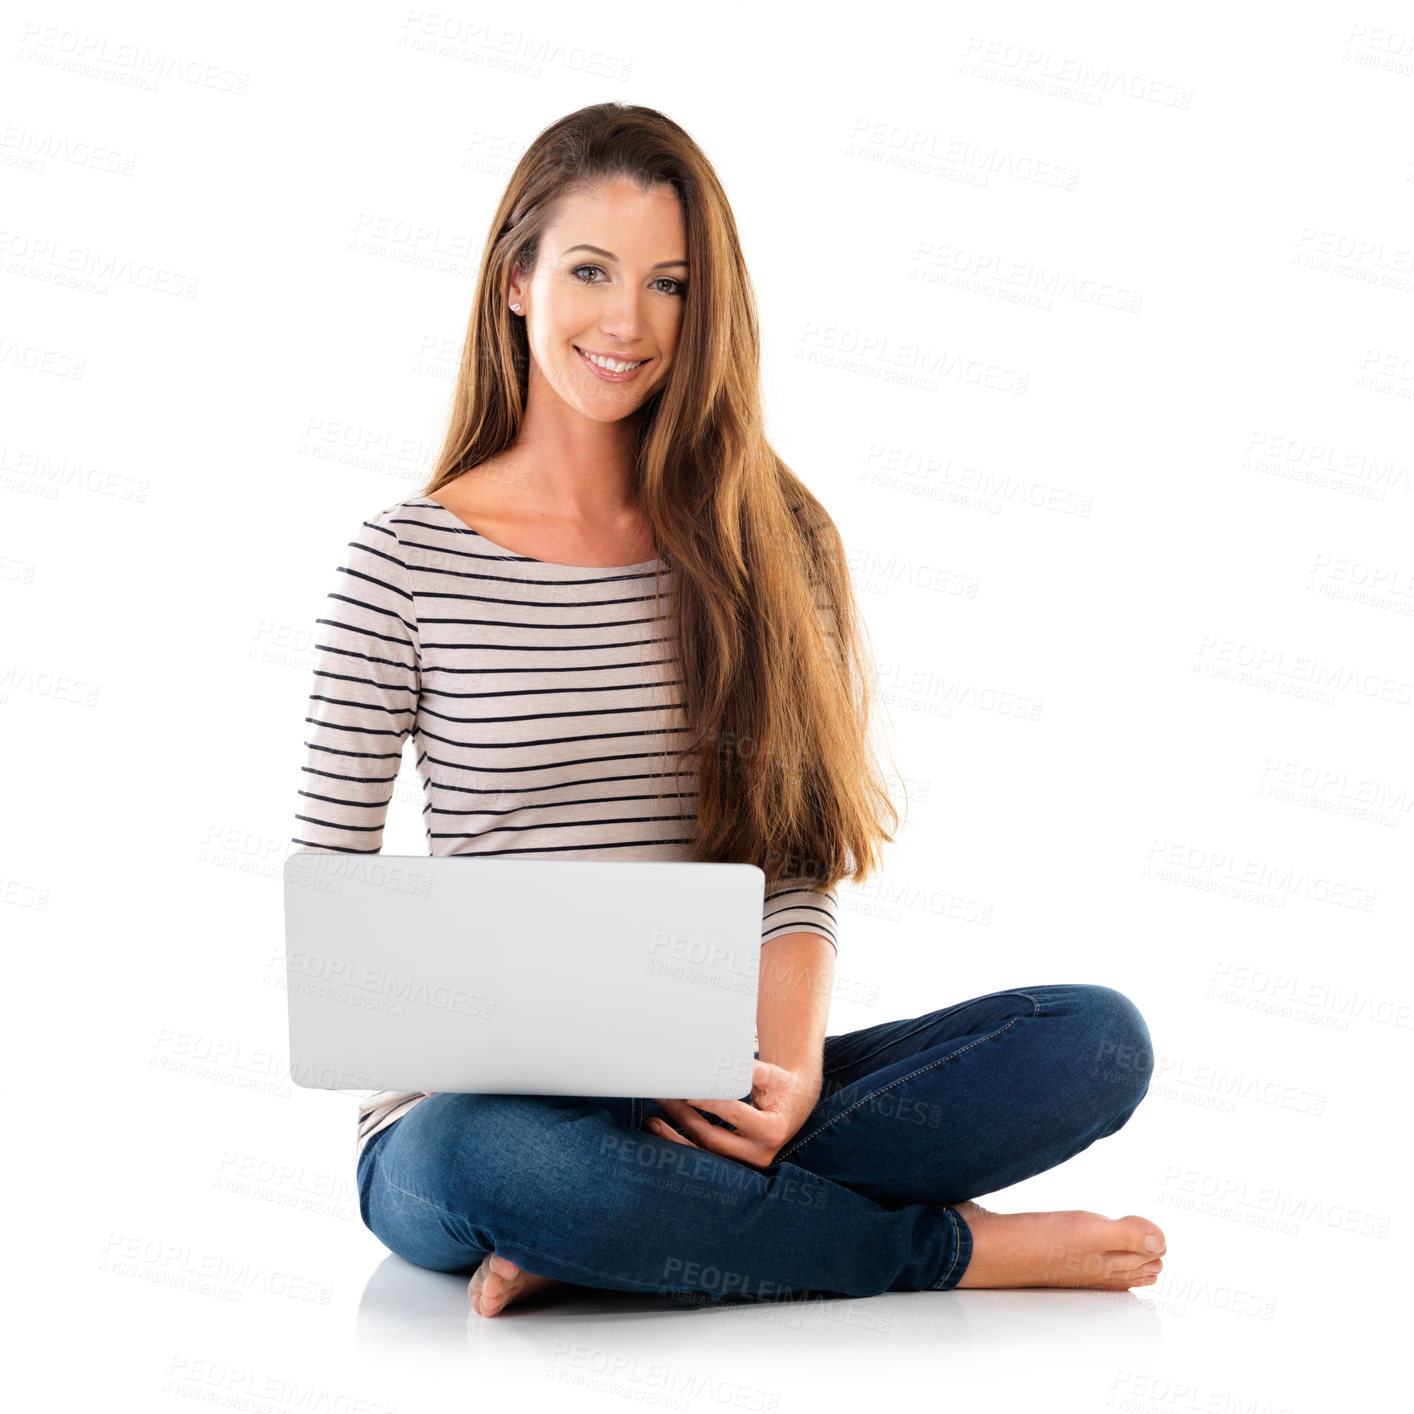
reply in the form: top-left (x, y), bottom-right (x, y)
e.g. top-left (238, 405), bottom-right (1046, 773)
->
top-left (293, 102), bottom-right (1165, 1316)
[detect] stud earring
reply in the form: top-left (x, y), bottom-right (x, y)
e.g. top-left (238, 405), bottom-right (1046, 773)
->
top-left (510, 302), bottom-right (523, 314)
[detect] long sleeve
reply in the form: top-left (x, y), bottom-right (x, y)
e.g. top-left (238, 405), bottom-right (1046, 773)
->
top-left (291, 507), bottom-right (421, 855)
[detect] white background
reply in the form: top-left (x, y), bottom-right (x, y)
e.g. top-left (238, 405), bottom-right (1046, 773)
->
top-left (7, 1), bottom-right (1409, 1409)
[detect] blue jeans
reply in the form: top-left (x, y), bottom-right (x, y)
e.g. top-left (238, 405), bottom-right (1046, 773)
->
top-left (355, 982), bottom-right (1153, 1301)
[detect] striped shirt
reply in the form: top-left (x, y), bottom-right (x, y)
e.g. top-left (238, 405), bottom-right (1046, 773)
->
top-left (290, 496), bottom-right (840, 1163)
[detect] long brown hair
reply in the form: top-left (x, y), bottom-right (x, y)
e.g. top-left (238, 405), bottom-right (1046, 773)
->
top-left (419, 102), bottom-right (905, 897)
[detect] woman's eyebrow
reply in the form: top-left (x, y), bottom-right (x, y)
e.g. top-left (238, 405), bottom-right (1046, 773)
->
top-left (562, 243), bottom-right (689, 270)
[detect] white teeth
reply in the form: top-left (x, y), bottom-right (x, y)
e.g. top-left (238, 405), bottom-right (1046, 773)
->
top-left (580, 349), bottom-right (643, 372)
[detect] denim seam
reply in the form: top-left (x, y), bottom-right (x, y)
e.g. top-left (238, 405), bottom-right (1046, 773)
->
top-left (378, 1172), bottom-right (673, 1291)
top-left (931, 1205), bottom-right (962, 1289)
top-left (380, 1170), bottom-right (472, 1221)
top-left (822, 989), bottom-right (1045, 1079)
top-left (376, 1167), bottom-right (861, 1298)
top-left (822, 1012), bottom-right (944, 1077)
top-left (777, 1011), bottom-right (1033, 1164)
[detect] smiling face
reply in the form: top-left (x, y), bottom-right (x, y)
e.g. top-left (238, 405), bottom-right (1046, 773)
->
top-left (510, 176), bottom-right (688, 423)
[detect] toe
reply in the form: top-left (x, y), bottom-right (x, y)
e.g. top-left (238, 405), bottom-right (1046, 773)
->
top-left (1121, 1216), bottom-right (1165, 1256)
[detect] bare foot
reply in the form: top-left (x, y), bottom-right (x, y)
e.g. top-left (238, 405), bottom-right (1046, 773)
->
top-left (951, 1200), bottom-right (1166, 1290)
top-left (467, 1253), bottom-right (567, 1317)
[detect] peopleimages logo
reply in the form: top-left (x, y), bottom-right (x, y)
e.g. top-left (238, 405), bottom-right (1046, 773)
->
top-left (647, 928), bottom-right (755, 976)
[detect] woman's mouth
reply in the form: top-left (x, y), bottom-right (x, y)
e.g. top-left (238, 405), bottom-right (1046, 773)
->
top-left (574, 345), bottom-right (650, 382)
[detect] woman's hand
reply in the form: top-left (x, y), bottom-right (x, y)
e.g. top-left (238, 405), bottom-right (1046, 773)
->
top-left (649, 1059), bottom-right (822, 1169)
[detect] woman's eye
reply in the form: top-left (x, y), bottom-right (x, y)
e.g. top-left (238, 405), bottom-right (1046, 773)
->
top-left (570, 265), bottom-right (686, 298)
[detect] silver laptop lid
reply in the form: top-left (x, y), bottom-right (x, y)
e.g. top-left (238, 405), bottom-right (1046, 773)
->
top-left (282, 852), bottom-right (764, 1099)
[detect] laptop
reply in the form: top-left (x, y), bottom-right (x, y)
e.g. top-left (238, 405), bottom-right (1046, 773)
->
top-left (281, 851), bottom-right (764, 1100)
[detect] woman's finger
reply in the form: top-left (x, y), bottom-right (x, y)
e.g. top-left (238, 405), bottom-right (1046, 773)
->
top-left (653, 1097), bottom-right (771, 1165)
top-left (648, 1118), bottom-right (695, 1147)
top-left (672, 1095), bottom-right (753, 1127)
